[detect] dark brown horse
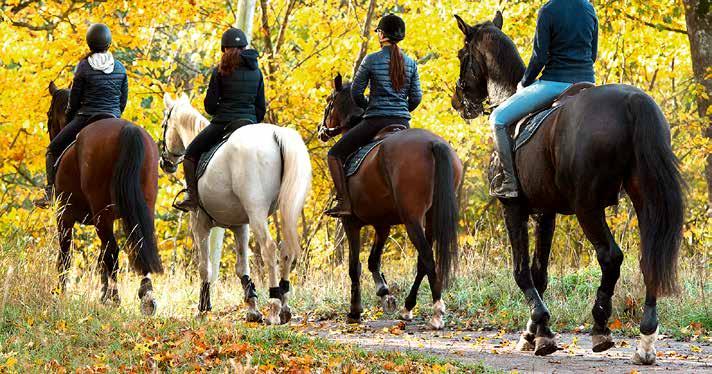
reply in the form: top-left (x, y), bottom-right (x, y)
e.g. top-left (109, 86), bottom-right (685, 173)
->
top-left (320, 74), bottom-right (463, 329)
top-left (46, 81), bottom-right (163, 315)
top-left (451, 13), bottom-right (685, 364)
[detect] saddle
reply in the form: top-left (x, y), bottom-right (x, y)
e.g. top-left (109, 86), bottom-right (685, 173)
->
top-left (54, 113), bottom-right (117, 168)
top-left (511, 82), bottom-right (594, 150)
top-left (344, 124), bottom-right (406, 177)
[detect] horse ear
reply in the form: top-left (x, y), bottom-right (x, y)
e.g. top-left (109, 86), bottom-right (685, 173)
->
top-left (493, 10), bottom-right (503, 29)
top-left (163, 92), bottom-right (174, 108)
top-left (454, 14), bottom-right (471, 36)
top-left (334, 73), bottom-right (343, 91)
top-left (49, 81), bottom-right (58, 95)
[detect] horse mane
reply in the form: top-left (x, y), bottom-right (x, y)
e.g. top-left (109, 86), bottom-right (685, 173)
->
top-left (173, 94), bottom-right (209, 135)
top-left (473, 23), bottom-right (526, 94)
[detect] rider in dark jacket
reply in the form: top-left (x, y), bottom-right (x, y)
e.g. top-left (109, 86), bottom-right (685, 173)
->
top-left (325, 14), bottom-right (422, 217)
top-left (174, 28), bottom-right (266, 212)
top-left (36, 23), bottom-right (128, 208)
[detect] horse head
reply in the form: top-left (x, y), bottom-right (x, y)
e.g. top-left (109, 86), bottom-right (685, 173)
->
top-left (451, 12), bottom-right (525, 120)
top-left (159, 93), bottom-right (188, 173)
top-left (47, 81), bottom-right (70, 140)
top-left (318, 73), bottom-right (364, 142)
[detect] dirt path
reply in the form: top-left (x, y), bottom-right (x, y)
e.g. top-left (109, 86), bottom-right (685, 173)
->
top-left (299, 319), bottom-right (712, 373)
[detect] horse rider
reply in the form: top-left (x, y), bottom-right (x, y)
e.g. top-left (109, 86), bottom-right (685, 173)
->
top-left (173, 27), bottom-right (266, 212)
top-left (488, 0), bottom-right (598, 199)
top-left (35, 23), bottom-right (129, 208)
top-left (325, 13), bottom-right (423, 217)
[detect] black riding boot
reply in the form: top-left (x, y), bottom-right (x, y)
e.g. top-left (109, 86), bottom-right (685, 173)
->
top-left (34, 151), bottom-right (57, 209)
top-left (325, 156), bottom-right (352, 217)
top-left (174, 158), bottom-right (199, 212)
top-left (492, 126), bottom-right (519, 199)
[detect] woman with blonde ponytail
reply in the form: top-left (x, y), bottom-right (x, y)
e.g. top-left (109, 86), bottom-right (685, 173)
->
top-left (325, 14), bottom-right (422, 217)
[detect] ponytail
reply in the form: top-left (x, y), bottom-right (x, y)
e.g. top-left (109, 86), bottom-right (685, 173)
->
top-left (219, 47), bottom-right (244, 76)
top-left (389, 44), bottom-right (406, 91)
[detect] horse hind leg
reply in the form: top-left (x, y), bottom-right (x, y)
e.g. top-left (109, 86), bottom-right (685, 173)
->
top-left (56, 216), bottom-right (75, 294)
top-left (404, 221), bottom-right (445, 329)
top-left (517, 213), bottom-right (556, 352)
top-left (95, 218), bottom-right (121, 306)
top-left (232, 225), bottom-right (262, 323)
top-left (368, 225), bottom-right (396, 315)
top-left (576, 208), bottom-right (623, 353)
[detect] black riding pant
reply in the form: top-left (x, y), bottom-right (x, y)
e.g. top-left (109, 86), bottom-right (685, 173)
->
top-left (328, 116), bottom-right (409, 161)
top-left (185, 119), bottom-right (252, 161)
top-left (48, 115), bottom-right (91, 157)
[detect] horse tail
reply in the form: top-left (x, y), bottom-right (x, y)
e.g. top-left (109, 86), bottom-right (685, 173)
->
top-left (273, 127), bottom-right (312, 265)
top-left (431, 142), bottom-right (459, 288)
top-left (112, 125), bottom-right (163, 275)
top-left (628, 92), bottom-right (685, 296)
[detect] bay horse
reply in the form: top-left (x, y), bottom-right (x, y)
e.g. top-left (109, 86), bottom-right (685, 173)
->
top-left (319, 74), bottom-right (462, 329)
top-left (45, 81), bottom-right (163, 315)
top-left (160, 93), bottom-right (311, 325)
top-left (452, 13), bottom-right (685, 364)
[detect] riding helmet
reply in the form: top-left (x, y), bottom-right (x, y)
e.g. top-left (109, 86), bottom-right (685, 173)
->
top-left (375, 14), bottom-right (405, 43)
top-left (86, 23), bottom-right (112, 53)
top-left (221, 28), bottom-right (248, 51)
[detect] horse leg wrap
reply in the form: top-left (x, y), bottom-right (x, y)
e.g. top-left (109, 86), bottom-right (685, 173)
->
top-left (138, 277), bottom-right (153, 300)
top-left (269, 287), bottom-right (282, 299)
top-left (241, 275), bottom-right (258, 300)
top-left (279, 280), bottom-right (290, 295)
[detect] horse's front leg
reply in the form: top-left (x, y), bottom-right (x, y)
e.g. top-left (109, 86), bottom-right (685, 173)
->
top-left (250, 218), bottom-right (282, 325)
top-left (517, 213), bottom-right (556, 351)
top-left (232, 225), bottom-right (262, 322)
top-left (502, 201), bottom-right (556, 355)
top-left (191, 214), bottom-right (213, 314)
top-left (343, 218), bottom-right (363, 323)
top-left (368, 225), bottom-right (396, 314)
top-left (56, 216), bottom-right (75, 294)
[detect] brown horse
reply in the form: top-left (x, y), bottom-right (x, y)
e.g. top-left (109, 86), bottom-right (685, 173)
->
top-left (320, 74), bottom-right (463, 329)
top-left (452, 13), bottom-right (685, 364)
top-left (45, 81), bottom-right (163, 315)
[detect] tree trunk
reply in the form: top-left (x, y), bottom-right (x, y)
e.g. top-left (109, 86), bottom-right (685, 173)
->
top-left (353, 0), bottom-right (377, 76)
top-left (235, 0), bottom-right (257, 45)
top-left (682, 0), bottom-right (712, 210)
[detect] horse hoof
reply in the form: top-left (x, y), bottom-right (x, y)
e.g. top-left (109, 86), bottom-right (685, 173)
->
top-left (429, 300), bottom-right (445, 330)
top-left (346, 313), bottom-right (362, 324)
top-left (381, 295), bottom-right (397, 314)
top-left (399, 307), bottom-right (413, 321)
top-left (101, 291), bottom-right (121, 307)
top-left (140, 293), bottom-right (157, 316)
top-left (280, 305), bottom-right (292, 324)
top-left (592, 334), bottom-right (615, 352)
top-left (534, 336), bottom-right (558, 356)
top-left (265, 299), bottom-right (281, 325)
top-left (246, 310), bottom-right (263, 323)
top-left (516, 333), bottom-right (535, 351)
top-left (632, 350), bottom-right (656, 365)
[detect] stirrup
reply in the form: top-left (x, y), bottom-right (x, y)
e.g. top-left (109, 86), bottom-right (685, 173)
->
top-left (172, 188), bottom-right (196, 212)
top-left (325, 201), bottom-right (352, 218)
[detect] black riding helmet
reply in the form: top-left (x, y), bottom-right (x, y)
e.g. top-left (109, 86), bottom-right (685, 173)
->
top-left (221, 28), bottom-right (248, 51)
top-left (86, 23), bottom-right (112, 53)
top-left (375, 14), bottom-right (405, 43)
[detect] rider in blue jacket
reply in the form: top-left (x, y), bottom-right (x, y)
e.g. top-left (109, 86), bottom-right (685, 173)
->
top-left (36, 23), bottom-right (128, 208)
top-left (326, 14), bottom-right (422, 217)
top-left (489, 0), bottom-right (598, 198)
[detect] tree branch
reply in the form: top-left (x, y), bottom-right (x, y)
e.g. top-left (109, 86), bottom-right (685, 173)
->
top-left (353, 0), bottom-right (377, 76)
top-left (274, 0), bottom-right (298, 54)
top-left (623, 12), bottom-right (688, 34)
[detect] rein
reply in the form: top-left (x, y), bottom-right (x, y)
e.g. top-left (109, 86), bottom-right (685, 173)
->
top-left (159, 106), bottom-right (185, 167)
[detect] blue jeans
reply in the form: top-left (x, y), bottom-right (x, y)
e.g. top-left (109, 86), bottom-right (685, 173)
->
top-left (490, 80), bottom-right (572, 128)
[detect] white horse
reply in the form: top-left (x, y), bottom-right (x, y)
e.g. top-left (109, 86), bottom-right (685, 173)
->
top-left (160, 93), bottom-right (312, 324)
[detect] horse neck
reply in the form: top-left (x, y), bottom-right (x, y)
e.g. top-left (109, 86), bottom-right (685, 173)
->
top-left (176, 105), bottom-right (209, 147)
top-left (485, 34), bottom-right (526, 105)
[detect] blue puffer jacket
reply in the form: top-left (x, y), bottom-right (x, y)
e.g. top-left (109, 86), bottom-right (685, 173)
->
top-left (66, 58), bottom-right (128, 121)
top-left (351, 46), bottom-right (422, 119)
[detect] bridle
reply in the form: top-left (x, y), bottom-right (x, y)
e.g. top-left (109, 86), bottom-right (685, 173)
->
top-left (158, 106), bottom-right (185, 168)
top-left (456, 42), bottom-right (503, 116)
top-left (318, 93), bottom-right (347, 140)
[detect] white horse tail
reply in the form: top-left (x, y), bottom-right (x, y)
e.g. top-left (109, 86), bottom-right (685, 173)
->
top-left (273, 127), bottom-right (312, 262)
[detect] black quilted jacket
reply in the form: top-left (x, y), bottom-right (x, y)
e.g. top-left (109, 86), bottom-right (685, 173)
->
top-left (66, 59), bottom-right (128, 120)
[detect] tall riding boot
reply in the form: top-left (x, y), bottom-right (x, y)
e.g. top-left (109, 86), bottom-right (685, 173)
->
top-left (34, 151), bottom-right (57, 209)
top-left (492, 126), bottom-right (520, 199)
top-left (325, 156), bottom-right (352, 217)
top-left (174, 158), bottom-right (199, 212)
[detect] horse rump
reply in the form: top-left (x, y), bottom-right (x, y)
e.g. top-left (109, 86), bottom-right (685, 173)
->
top-left (112, 125), bottom-right (163, 274)
top-left (431, 142), bottom-right (459, 287)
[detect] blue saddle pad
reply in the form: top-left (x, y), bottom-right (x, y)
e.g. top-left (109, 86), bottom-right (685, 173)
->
top-left (514, 106), bottom-right (560, 151)
top-left (345, 140), bottom-right (384, 177)
top-left (197, 139), bottom-right (229, 180)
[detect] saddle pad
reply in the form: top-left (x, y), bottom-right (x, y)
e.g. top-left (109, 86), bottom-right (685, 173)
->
top-left (197, 138), bottom-right (230, 180)
top-left (514, 106), bottom-right (560, 151)
top-left (345, 139), bottom-right (384, 177)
